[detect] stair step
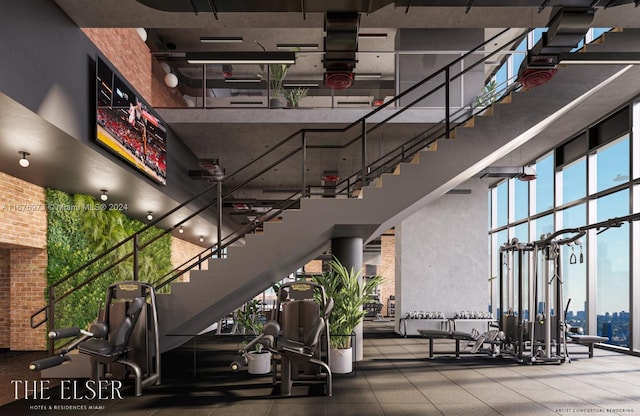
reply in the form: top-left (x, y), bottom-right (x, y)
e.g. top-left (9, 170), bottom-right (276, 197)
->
top-left (478, 106), bottom-right (494, 117)
top-left (463, 117), bottom-right (475, 128)
top-left (425, 141), bottom-right (437, 152)
top-left (499, 92), bottom-right (512, 105)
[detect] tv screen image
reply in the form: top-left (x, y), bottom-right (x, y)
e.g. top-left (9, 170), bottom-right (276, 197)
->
top-left (96, 56), bottom-right (167, 185)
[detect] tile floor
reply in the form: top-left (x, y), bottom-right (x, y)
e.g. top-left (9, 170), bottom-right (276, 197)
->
top-left (1, 320), bottom-right (639, 416)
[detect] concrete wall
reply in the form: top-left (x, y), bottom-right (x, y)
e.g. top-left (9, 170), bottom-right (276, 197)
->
top-left (395, 178), bottom-right (488, 334)
top-left (396, 29), bottom-right (485, 109)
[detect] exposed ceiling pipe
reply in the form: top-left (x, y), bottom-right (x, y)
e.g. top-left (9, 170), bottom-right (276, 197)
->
top-left (323, 12), bottom-right (360, 90)
top-left (517, 6), bottom-right (595, 88)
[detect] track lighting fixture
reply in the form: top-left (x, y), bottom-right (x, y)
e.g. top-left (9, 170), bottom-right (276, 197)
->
top-left (199, 236), bottom-right (204, 242)
top-left (146, 211), bottom-right (153, 221)
top-left (178, 226), bottom-right (184, 234)
top-left (18, 151), bottom-right (30, 168)
top-left (100, 190), bottom-right (108, 201)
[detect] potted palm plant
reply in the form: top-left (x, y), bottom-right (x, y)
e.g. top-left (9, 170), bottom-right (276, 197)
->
top-left (254, 41), bottom-right (293, 108)
top-left (236, 299), bottom-right (271, 374)
top-left (313, 258), bottom-right (383, 373)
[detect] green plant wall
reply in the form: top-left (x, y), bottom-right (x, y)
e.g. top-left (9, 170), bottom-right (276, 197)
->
top-left (45, 189), bottom-right (172, 330)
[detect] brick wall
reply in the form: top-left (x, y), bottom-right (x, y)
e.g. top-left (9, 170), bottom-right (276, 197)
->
top-left (9, 249), bottom-right (47, 350)
top-left (82, 28), bottom-right (185, 108)
top-left (304, 260), bottom-right (323, 274)
top-left (0, 171), bottom-right (48, 350)
top-left (379, 232), bottom-right (396, 317)
top-left (171, 237), bottom-right (210, 283)
top-left (0, 249), bottom-right (9, 348)
top-left (0, 172), bottom-right (47, 249)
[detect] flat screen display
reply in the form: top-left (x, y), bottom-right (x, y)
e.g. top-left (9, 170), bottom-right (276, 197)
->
top-left (96, 56), bottom-right (167, 185)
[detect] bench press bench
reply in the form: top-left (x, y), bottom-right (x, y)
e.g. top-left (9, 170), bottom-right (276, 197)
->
top-left (568, 334), bottom-right (608, 358)
top-left (417, 329), bottom-right (478, 358)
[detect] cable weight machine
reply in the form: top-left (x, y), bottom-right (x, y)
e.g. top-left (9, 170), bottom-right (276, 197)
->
top-left (499, 229), bottom-right (585, 364)
top-left (498, 212), bottom-right (640, 364)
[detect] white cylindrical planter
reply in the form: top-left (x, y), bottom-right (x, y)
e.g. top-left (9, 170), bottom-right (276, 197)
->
top-left (329, 348), bottom-right (353, 374)
top-left (248, 351), bottom-right (271, 374)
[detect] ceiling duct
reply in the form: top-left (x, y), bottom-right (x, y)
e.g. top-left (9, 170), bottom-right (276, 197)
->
top-left (517, 7), bottom-right (595, 88)
top-left (324, 12), bottom-right (360, 90)
top-left (479, 166), bottom-right (536, 181)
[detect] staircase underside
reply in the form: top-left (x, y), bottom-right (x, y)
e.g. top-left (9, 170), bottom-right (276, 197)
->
top-left (157, 30), bottom-right (640, 353)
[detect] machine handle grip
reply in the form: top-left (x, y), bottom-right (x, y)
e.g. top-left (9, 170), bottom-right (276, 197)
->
top-left (29, 355), bottom-right (67, 371)
top-left (230, 356), bottom-right (247, 372)
top-left (48, 327), bottom-right (80, 339)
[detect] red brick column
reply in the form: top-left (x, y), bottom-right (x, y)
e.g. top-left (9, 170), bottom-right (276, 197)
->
top-left (171, 237), bottom-right (210, 283)
top-left (9, 249), bottom-right (47, 350)
top-left (379, 232), bottom-right (396, 317)
top-left (0, 172), bottom-right (48, 350)
top-left (0, 249), bottom-right (9, 348)
top-left (304, 260), bottom-right (323, 274)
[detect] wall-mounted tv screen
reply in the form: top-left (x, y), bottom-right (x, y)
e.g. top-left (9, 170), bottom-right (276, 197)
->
top-left (96, 56), bottom-right (167, 185)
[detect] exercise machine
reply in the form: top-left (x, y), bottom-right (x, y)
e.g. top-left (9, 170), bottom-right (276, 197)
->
top-left (29, 281), bottom-right (161, 396)
top-left (230, 281), bottom-right (333, 396)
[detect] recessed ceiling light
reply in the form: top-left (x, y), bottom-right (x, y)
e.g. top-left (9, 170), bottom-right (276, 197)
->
top-left (277, 43), bottom-right (319, 50)
top-left (354, 73), bottom-right (382, 79)
top-left (186, 52), bottom-right (296, 65)
top-left (230, 101), bottom-right (264, 105)
top-left (224, 77), bottom-right (262, 83)
top-left (283, 83), bottom-right (319, 88)
top-left (200, 36), bottom-right (243, 43)
top-left (358, 33), bottom-right (388, 39)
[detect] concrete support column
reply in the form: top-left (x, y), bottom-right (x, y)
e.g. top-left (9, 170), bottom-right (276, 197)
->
top-left (331, 237), bottom-right (364, 361)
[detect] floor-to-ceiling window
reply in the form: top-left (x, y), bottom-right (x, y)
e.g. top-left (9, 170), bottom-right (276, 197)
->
top-left (593, 137), bottom-right (631, 346)
top-left (488, 103), bottom-right (638, 352)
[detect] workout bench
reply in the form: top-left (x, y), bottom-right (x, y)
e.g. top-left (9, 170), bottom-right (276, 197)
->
top-left (568, 334), bottom-right (608, 358)
top-left (417, 329), bottom-right (477, 359)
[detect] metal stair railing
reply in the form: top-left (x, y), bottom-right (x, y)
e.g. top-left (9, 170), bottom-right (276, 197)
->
top-left (31, 28), bottom-right (524, 351)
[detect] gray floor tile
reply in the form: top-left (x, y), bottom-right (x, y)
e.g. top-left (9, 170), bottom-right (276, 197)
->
top-left (4, 320), bottom-right (640, 416)
top-left (434, 403), bottom-right (501, 416)
top-left (326, 402), bottom-right (385, 416)
top-left (491, 402), bottom-right (560, 416)
top-left (379, 403), bottom-right (442, 416)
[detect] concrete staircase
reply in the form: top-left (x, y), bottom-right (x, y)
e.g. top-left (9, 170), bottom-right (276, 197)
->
top-left (157, 29), bottom-right (640, 352)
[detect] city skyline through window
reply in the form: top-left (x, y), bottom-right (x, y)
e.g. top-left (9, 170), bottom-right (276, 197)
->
top-left (489, 110), bottom-right (638, 351)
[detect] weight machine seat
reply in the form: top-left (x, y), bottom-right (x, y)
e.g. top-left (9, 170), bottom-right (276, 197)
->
top-left (274, 304), bottom-right (332, 396)
top-left (78, 297), bottom-right (145, 362)
top-left (277, 312), bottom-right (327, 357)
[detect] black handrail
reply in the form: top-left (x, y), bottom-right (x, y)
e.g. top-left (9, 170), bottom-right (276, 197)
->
top-left (31, 28), bottom-right (523, 342)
